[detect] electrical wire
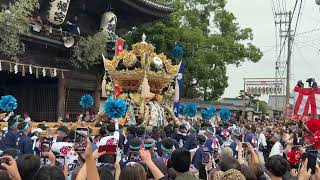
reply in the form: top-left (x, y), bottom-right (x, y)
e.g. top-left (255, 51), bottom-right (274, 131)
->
top-left (274, 0), bottom-right (299, 65)
top-left (291, 0), bottom-right (303, 46)
top-left (296, 28), bottom-right (320, 36)
top-left (293, 43), bottom-right (320, 80)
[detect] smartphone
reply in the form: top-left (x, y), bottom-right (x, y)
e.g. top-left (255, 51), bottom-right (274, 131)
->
top-left (0, 158), bottom-right (8, 170)
top-left (98, 144), bottom-right (117, 154)
top-left (242, 143), bottom-right (248, 148)
top-left (202, 148), bottom-right (210, 164)
top-left (292, 145), bottom-right (301, 151)
top-left (307, 150), bottom-right (318, 174)
top-left (55, 155), bottom-right (65, 170)
top-left (74, 127), bottom-right (88, 152)
top-left (40, 141), bottom-right (51, 157)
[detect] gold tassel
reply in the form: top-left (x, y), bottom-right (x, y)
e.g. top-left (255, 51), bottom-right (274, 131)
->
top-left (141, 74), bottom-right (151, 99)
top-left (101, 77), bottom-right (107, 98)
top-left (61, 71), bottom-right (64, 79)
top-left (174, 78), bottom-right (179, 102)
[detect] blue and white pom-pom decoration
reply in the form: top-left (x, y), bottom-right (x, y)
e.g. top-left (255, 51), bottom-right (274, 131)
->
top-left (219, 107), bottom-right (231, 122)
top-left (201, 106), bottom-right (216, 121)
top-left (80, 94), bottom-right (94, 109)
top-left (178, 105), bottom-right (185, 116)
top-left (0, 95), bottom-right (17, 112)
top-left (104, 96), bottom-right (127, 119)
top-left (183, 102), bottom-right (197, 118)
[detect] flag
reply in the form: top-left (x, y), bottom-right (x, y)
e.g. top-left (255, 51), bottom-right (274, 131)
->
top-left (293, 86), bottom-right (320, 115)
top-left (115, 38), bottom-right (124, 56)
top-left (173, 63), bottom-right (184, 117)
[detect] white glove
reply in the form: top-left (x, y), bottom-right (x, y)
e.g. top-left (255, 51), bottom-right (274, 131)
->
top-left (3, 111), bottom-right (14, 122)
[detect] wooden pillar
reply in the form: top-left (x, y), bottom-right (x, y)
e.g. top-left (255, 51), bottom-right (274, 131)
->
top-left (57, 78), bottom-right (66, 121)
top-left (94, 73), bottom-right (102, 112)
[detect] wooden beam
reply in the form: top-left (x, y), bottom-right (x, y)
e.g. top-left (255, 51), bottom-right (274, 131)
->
top-left (94, 73), bottom-right (102, 111)
top-left (57, 78), bottom-right (66, 120)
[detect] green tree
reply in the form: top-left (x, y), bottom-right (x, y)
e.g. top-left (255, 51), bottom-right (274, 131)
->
top-left (257, 101), bottom-right (269, 114)
top-left (0, 0), bottom-right (39, 59)
top-left (120, 0), bottom-right (262, 101)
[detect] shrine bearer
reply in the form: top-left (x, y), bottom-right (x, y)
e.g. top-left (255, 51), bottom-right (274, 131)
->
top-left (17, 122), bottom-right (34, 154)
top-left (0, 117), bottom-right (19, 152)
top-left (204, 127), bottom-right (222, 154)
top-left (182, 125), bottom-right (197, 150)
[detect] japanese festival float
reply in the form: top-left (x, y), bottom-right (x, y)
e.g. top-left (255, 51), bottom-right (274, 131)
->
top-left (285, 83), bottom-right (320, 167)
top-left (102, 34), bottom-right (180, 127)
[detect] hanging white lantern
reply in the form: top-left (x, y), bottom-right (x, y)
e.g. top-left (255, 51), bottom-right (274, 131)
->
top-left (42, 68), bottom-right (46, 77)
top-left (14, 64), bottom-right (18, 74)
top-left (48, 0), bottom-right (70, 25)
top-left (29, 65), bottom-right (32, 75)
top-left (100, 11), bottom-right (117, 41)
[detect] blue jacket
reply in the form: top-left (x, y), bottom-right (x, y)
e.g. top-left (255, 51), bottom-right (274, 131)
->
top-left (230, 140), bottom-right (238, 158)
top-left (244, 132), bottom-right (254, 143)
top-left (0, 130), bottom-right (18, 151)
top-left (192, 145), bottom-right (207, 170)
top-left (183, 133), bottom-right (197, 150)
top-left (244, 132), bottom-right (257, 147)
top-left (17, 134), bottom-right (34, 154)
top-left (204, 138), bottom-right (214, 153)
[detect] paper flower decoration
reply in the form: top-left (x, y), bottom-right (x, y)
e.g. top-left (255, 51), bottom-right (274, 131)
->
top-left (0, 95), bottom-right (17, 112)
top-left (104, 96), bottom-right (127, 119)
top-left (183, 102), bottom-right (197, 118)
top-left (80, 94), bottom-right (94, 109)
top-left (220, 107), bottom-right (231, 122)
top-left (201, 106), bottom-right (216, 121)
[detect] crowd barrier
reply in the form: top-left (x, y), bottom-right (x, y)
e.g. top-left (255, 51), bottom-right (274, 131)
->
top-left (0, 122), bottom-right (101, 136)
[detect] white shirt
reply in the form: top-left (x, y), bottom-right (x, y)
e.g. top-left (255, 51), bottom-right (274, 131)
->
top-left (269, 141), bottom-right (283, 157)
top-left (258, 133), bottom-right (267, 147)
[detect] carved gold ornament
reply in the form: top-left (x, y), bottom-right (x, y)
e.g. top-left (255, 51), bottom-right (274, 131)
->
top-left (103, 34), bottom-right (179, 93)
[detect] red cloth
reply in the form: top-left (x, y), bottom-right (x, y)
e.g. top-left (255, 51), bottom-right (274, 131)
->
top-left (293, 86), bottom-right (320, 115)
top-left (115, 39), bottom-right (124, 56)
top-left (115, 85), bottom-right (121, 97)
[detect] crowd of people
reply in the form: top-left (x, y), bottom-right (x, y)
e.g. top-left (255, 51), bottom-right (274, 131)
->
top-left (0, 114), bottom-right (319, 180)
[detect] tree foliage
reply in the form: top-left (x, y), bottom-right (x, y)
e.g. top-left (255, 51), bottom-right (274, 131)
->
top-left (258, 101), bottom-right (269, 114)
top-left (119, 0), bottom-right (263, 101)
top-left (0, 0), bottom-right (39, 59)
top-left (71, 31), bottom-right (108, 69)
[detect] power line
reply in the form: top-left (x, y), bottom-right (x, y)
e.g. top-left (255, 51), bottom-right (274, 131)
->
top-left (294, 43), bottom-right (320, 80)
top-left (291, 0), bottom-right (303, 45)
top-left (296, 28), bottom-right (320, 36)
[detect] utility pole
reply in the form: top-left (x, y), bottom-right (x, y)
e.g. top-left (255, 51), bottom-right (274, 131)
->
top-left (274, 11), bottom-right (293, 115)
top-left (286, 11), bottom-right (292, 113)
